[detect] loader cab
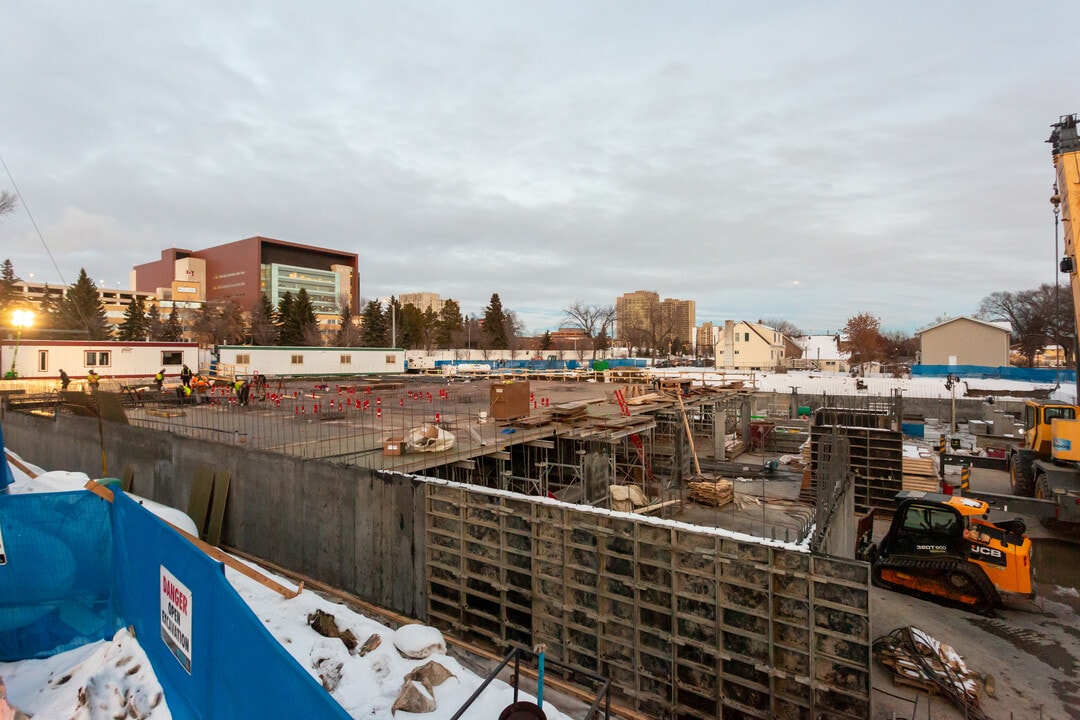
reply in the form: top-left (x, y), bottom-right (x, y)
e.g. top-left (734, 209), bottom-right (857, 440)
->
top-left (886, 501), bottom-right (964, 557)
top-left (1024, 401), bottom-right (1076, 456)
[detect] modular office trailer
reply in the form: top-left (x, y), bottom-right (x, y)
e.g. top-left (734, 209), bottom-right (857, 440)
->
top-left (214, 345), bottom-right (405, 378)
top-left (0, 340), bottom-right (199, 381)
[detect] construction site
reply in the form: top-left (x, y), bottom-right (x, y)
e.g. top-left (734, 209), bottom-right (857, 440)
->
top-left (3, 369), bottom-right (1079, 719)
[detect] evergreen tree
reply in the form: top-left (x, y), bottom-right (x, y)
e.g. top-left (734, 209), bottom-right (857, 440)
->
top-left (436, 299), bottom-right (462, 349)
top-left (163, 305), bottom-right (184, 341)
top-left (117, 296), bottom-right (148, 341)
top-left (360, 299), bottom-right (388, 347)
top-left (0, 259), bottom-right (18, 318)
top-left (294, 289), bottom-right (321, 345)
top-left (482, 293), bottom-right (509, 349)
top-left (38, 284), bottom-right (61, 334)
top-left (145, 303), bottom-right (164, 341)
top-left (277, 291), bottom-right (303, 345)
top-left (334, 300), bottom-right (361, 347)
top-left (420, 307), bottom-right (439, 353)
top-left (58, 269), bottom-right (111, 340)
top-left (249, 294), bottom-right (278, 345)
top-left (539, 331), bottom-right (553, 351)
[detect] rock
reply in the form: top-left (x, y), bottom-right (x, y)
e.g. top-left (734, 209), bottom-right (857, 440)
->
top-left (391, 680), bottom-right (436, 714)
top-left (406, 660), bottom-right (456, 689)
top-left (393, 624), bottom-right (446, 659)
top-left (358, 633), bottom-right (382, 657)
top-left (308, 609), bottom-right (357, 652)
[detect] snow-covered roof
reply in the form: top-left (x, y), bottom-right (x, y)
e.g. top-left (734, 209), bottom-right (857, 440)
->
top-left (793, 334), bottom-right (850, 360)
top-left (916, 315), bottom-right (1012, 336)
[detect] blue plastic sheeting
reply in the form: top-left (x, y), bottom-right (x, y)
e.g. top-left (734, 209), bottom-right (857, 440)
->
top-left (110, 491), bottom-right (352, 720)
top-left (0, 491), bottom-right (118, 661)
top-left (912, 365), bottom-right (1077, 384)
top-left (901, 422), bottom-right (926, 438)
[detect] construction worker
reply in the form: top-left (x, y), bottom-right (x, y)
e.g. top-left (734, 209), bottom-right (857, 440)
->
top-left (180, 364), bottom-right (193, 388)
top-left (154, 369), bottom-right (165, 392)
top-left (59, 368), bottom-right (70, 391)
top-left (235, 378), bottom-right (250, 406)
top-left (87, 369), bottom-right (100, 393)
top-left (193, 375), bottom-right (209, 404)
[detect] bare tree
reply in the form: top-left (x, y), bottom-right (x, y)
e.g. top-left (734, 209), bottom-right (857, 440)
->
top-left (977, 284), bottom-right (1072, 367)
top-left (0, 191), bottom-right (16, 217)
top-left (762, 318), bottom-right (802, 338)
top-left (563, 302), bottom-right (617, 360)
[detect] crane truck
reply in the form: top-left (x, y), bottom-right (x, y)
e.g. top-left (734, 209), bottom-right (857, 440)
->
top-left (1003, 115), bottom-right (1080, 524)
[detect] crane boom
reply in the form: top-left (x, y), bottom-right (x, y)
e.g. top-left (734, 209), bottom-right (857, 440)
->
top-left (1050, 114), bottom-right (1080, 398)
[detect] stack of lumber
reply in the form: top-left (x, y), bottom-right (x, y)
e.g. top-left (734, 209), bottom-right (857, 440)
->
top-left (548, 401), bottom-right (592, 422)
top-left (688, 479), bottom-right (735, 508)
top-left (902, 443), bottom-right (939, 492)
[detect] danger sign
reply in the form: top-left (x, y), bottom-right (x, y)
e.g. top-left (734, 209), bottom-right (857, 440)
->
top-left (160, 566), bottom-right (193, 673)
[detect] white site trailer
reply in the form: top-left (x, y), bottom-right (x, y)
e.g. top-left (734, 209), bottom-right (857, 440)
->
top-left (214, 345), bottom-right (405, 378)
top-left (0, 340), bottom-right (199, 382)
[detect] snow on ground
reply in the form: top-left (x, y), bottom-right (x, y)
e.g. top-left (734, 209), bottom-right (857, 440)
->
top-left (653, 367), bottom-right (1064, 401)
top-left (0, 453), bottom-right (572, 720)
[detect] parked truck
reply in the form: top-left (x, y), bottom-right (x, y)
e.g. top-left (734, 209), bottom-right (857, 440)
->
top-left (1006, 399), bottom-right (1080, 522)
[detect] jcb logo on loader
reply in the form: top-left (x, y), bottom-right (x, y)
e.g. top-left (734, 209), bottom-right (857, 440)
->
top-left (969, 543), bottom-right (1007, 567)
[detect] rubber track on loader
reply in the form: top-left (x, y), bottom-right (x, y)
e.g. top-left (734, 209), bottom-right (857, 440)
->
top-left (873, 555), bottom-right (999, 615)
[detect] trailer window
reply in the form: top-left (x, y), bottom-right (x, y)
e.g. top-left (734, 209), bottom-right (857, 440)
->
top-left (341, 355), bottom-right (352, 364)
top-left (235, 354), bottom-right (250, 365)
top-left (291, 355), bottom-right (303, 365)
top-left (385, 355), bottom-right (395, 365)
top-left (85, 351), bottom-right (111, 367)
top-left (161, 351), bottom-right (184, 366)
top-left (38, 350), bottom-right (48, 372)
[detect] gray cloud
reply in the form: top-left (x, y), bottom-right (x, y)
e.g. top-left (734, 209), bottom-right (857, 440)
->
top-left (1, 2), bottom-right (1077, 335)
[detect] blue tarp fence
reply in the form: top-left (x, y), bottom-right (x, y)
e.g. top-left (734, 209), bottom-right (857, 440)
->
top-left (912, 365), bottom-right (1076, 384)
top-left (432, 357), bottom-right (647, 371)
top-left (0, 489), bottom-right (351, 720)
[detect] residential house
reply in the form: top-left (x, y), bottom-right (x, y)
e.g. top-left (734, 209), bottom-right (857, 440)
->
top-left (916, 316), bottom-right (1012, 367)
top-left (715, 321), bottom-right (785, 370)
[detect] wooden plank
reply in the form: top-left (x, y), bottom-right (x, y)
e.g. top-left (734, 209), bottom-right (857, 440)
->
top-left (121, 465), bottom-right (135, 493)
top-left (4, 449), bottom-right (38, 479)
top-left (187, 465), bottom-right (215, 540)
top-left (205, 469), bottom-right (231, 547)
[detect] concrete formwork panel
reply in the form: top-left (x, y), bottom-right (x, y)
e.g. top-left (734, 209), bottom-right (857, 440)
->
top-left (425, 483), bottom-right (871, 719)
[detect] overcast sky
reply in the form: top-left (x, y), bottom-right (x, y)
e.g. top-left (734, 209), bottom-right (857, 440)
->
top-left (1, 2), bottom-right (1077, 335)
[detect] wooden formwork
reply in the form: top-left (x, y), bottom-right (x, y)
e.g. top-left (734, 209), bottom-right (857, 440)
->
top-left (424, 483), bottom-right (871, 719)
